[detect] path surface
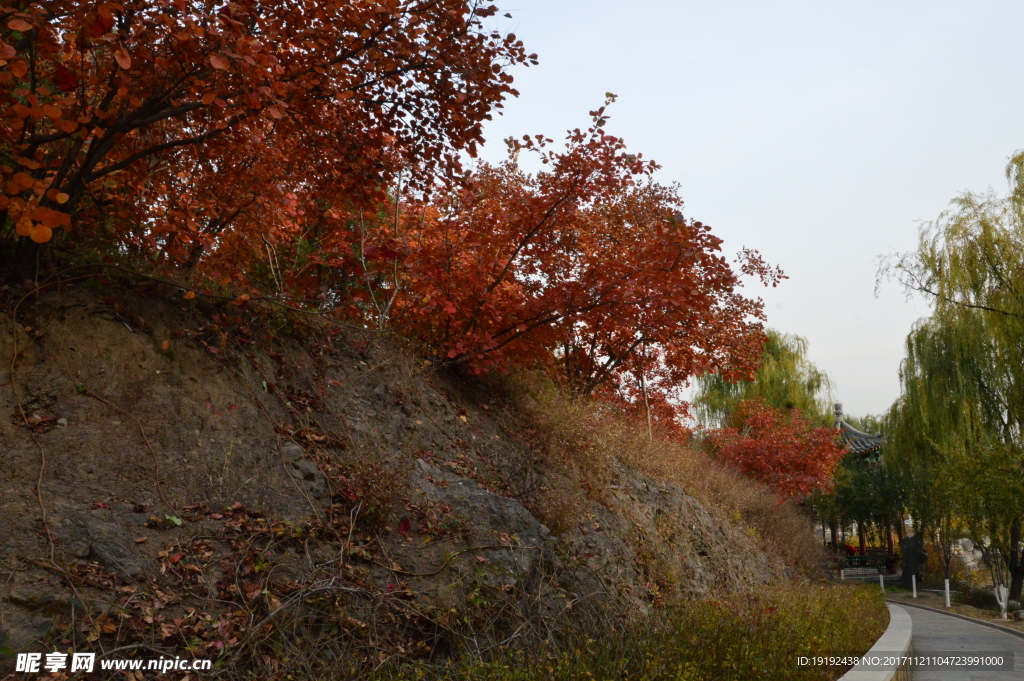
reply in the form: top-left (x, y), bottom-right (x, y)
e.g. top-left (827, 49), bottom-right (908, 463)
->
top-left (905, 604), bottom-right (1024, 680)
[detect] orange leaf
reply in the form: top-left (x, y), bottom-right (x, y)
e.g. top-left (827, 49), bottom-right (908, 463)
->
top-left (160, 341), bottom-right (170, 350)
top-left (183, 291), bottom-right (196, 300)
top-left (43, 104), bottom-right (62, 120)
top-left (114, 49), bottom-right (131, 70)
top-left (7, 19), bottom-right (32, 32)
top-left (56, 192), bottom-right (69, 204)
top-left (30, 206), bottom-right (70, 229)
top-left (10, 60), bottom-right (28, 78)
top-left (210, 53), bottom-right (229, 70)
top-left (29, 225), bottom-right (52, 243)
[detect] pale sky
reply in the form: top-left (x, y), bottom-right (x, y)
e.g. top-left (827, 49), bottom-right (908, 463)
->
top-left (477, 0), bottom-right (1024, 418)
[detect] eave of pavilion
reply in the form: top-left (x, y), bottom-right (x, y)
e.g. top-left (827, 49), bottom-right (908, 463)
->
top-left (833, 402), bottom-right (884, 458)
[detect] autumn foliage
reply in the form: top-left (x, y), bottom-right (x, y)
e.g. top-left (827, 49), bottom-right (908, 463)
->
top-left (2, 1), bottom-right (782, 433)
top-left (0, 0), bottom-right (532, 249)
top-left (707, 398), bottom-right (845, 499)
top-left (330, 104), bottom-right (782, 410)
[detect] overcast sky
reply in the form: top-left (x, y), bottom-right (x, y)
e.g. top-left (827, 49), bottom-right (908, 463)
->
top-left (476, 0), bottom-right (1024, 418)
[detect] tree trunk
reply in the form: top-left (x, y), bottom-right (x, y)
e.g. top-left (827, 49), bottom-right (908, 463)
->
top-left (1009, 518), bottom-right (1024, 601)
top-left (886, 522), bottom-right (895, 556)
top-left (638, 344), bottom-right (652, 440)
top-left (830, 521), bottom-right (839, 548)
top-left (6, 237), bottom-right (43, 281)
top-left (639, 368), bottom-right (651, 440)
top-left (858, 521), bottom-right (868, 556)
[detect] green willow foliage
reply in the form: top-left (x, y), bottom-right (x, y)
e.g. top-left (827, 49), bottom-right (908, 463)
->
top-left (693, 329), bottom-right (834, 428)
top-left (883, 150), bottom-right (1024, 597)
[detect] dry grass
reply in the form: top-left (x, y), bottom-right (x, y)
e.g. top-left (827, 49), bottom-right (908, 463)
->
top-left (501, 372), bottom-right (824, 575)
top-left (377, 582), bottom-right (888, 681)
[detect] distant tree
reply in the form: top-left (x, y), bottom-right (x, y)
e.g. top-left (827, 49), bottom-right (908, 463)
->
top-left (706, 397), bottom-right (845, 500)
top-left (694, 329), bottom-right (833, 428)
top-left (828, 448), bottom-right (904, 557)
top-left (695, 330), bottom-right (840, 499)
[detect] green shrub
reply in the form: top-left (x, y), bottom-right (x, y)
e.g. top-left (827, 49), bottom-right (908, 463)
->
top-left (955, 583), bottom-right (1000, 610)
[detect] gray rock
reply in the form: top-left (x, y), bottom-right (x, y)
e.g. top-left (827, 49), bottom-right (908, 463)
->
top-left (6, 583), bottom-right (67, 610)
top-left (0, 611), bottom-right (54, 651)
top-left (57, 514), bottom-right (143, 578)
top-left (281, 445), bottom-right (329, 501)
top-left (412, 459), bottom-right (550, 578)
top-left (1014, 610), bottom-right (1024, 622)
top-left (281, 442), bottom-right (305, 461)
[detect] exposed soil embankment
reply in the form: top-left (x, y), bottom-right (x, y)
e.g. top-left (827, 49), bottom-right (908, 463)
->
top-left (0, 285), bottom-right (786, 675)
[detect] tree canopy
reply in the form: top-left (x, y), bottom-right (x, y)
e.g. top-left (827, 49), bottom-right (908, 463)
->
top-left (1, 0), bottom-right (533, 260)
top-left (695, 330), bottom-right (843, 499)
top-left (882, 150), bottom-right (1024, 597)
top-left (347, 102), bottom-right (782, 403)
top-left (694, 329), bottom-right (833, 428)
top-left (3, 2), bottom-right (782, 435)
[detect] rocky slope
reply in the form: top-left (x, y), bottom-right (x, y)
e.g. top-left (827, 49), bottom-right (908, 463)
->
top-left (0, 285), bottom-right (785, 675)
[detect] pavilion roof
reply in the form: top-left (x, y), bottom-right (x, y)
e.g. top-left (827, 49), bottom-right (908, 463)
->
top-left (833, 402), bottom-right (884, 457)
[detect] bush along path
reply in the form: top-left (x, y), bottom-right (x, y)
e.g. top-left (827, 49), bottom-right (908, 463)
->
top-left (380, 583), bottom-right (889, 680)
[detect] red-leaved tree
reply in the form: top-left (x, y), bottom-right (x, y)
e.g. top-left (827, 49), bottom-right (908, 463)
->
top-left (707, 397), bottom-right (845, 499)
top-left (348, 100), bottom-right (782, 406)
top-left (0, 0), bottom-right (532, 267)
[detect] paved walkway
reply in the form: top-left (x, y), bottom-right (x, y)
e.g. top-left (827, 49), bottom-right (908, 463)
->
top-left (905, 604), bottom-right (1024, 680)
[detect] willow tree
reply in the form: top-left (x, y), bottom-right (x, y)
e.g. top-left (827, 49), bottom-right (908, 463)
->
top-left (883, 150), bottom-right (1024, 598)
top-left (885, 318), bottom-right (980, 584)
top-left (694, 329), bottom-right (834, 427)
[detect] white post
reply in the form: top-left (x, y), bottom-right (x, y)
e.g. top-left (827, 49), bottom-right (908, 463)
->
top-left (912, 574), bottom-right (917, 599)
top-left (840, 568), bottom-right (844, 581)
top-left (944, 579), bottom-right (951, 608)
top-left (879, 572), bottom-right (885, 593)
